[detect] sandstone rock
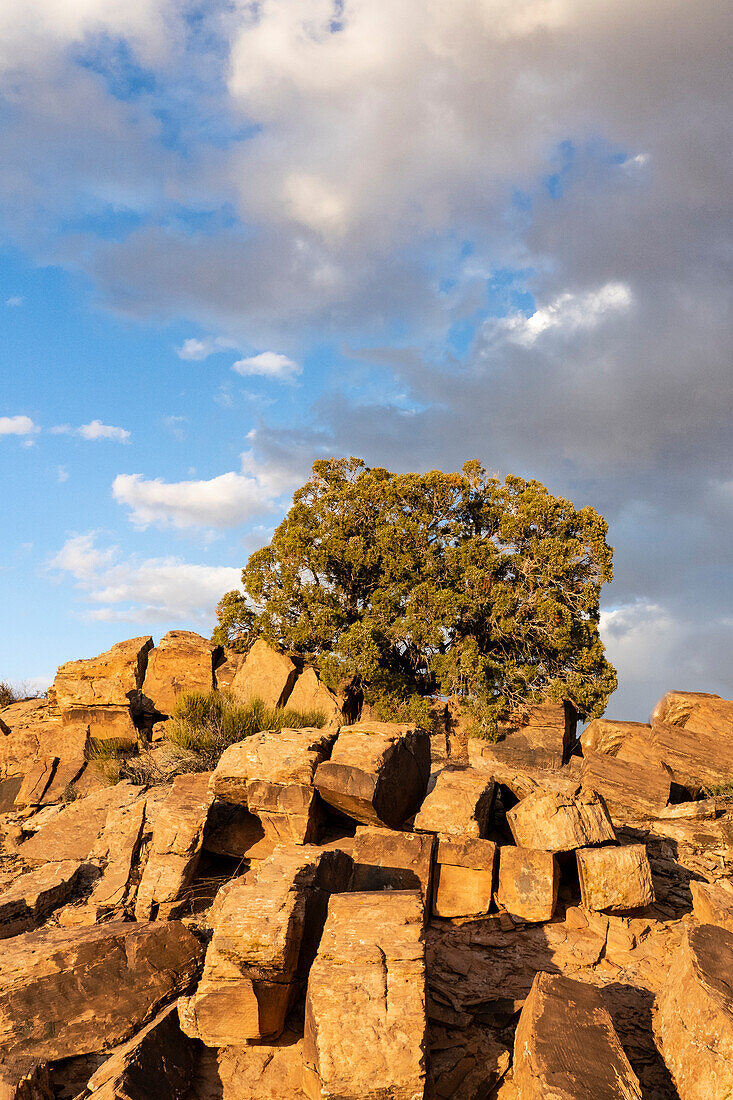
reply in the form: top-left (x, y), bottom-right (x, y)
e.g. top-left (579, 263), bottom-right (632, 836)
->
top-left (302, 890), bottom-right (426, 1100)
top-left (580, 719), bottom-right (651, 757)
top-left (0, 776), bottom-right (23, 812)
top-left (507, 788), bottom-right (615, 852)
top-left (655, 922), bottom-right (733, 1100)
top-left (61, 706), bottom-right (138, 747)
top-left (82, 1005), bottom-right (195, 1099)
top-left (141, 631), bottom-right (220, 717)
top-left (286, 667), bottom-right (342, 723)
top-left (179, 845), bottom-right (351, 1045)
top-left (658, 797), bottom-right (719, 819)
top-left (0, 700), bottom-right (65, 780)
top-left (0, 1063), bottom-right (53, 1100)
top-left (651, 689), bottom-right (732, 730)
top-left (497, 847), bottom-right (558, 923)
top-left (469, 701), bottom-right (577, 772)
top-left (20, 783), bottom-right (144, 864)
top-left (215, 1030), bottom-right (307, 1100)
top-left (0, 921), bottom-right (202, 1063)
top-left (38, 727), bottom-right (89, 804)
top-left (214, 650), bottom-right (246, 692)
top-left (135, 773), bottom-right (213, 920)
top-left (580, 753), bottom-right (670, 822)
top-left (202, 804), bottom-right (275, 861)
top-left (52, 637), bottom-right (152, 711)
top-left (432, 836), bottom-right (497, 919)
top-left (351, 825), bottom-right (435, 902)
top-left (413, 766), bottom-right (495, 838)
top-left (576, 844), bottom-right (654, 912)
top-left (513, 971), bottom-right (642, 1098)
top-left (230, 639), bottom-right (299, 708)
top-left (691, 879), bottom-right (733, 932)
top-left (0, 860), bottom-right (85, 939)
top-left (87, 798), bottom-right (147, 915)
top-left (314, 721), bottom-right (430, 828)
top-left (13, 757), bottom-right (57, 808)
top-left (651, 717), bottom-right (733, 790)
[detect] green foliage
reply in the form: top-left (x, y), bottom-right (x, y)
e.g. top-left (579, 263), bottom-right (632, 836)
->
top-left (702, 781), bottom-right (733, 800)
top-left (164, 690), bottom-right (327, 769)
top-left (217, 456), bottom-right (617, 726)
top-left (211, 591), bottom-right (256, 652)
top-left (86, 737), bottom-right (127, 785)
top-left (0, 682), bottom-right (16, 709)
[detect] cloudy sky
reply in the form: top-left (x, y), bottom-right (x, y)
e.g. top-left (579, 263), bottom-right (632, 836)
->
top-left (1, 0), bottom-right (731, 719)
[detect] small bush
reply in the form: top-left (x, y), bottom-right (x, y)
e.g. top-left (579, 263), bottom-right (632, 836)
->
top-left (164, 690), bottom-right (327, 770)
top-left (86, 737), bottom-right (128, 785)
top-left (703, 780), bottom-right (733, 801)
top-left (0, 681), bottom-right (45, 708)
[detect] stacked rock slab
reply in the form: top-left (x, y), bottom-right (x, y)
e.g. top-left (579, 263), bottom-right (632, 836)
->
top-left (506, 788), bottom-right (615, 851)
top-left (51, 636), bottom-right (153, 745)
top-left (314, 721), bottom-right (431, 828)
top-left (413, 766), bottom-right (495, 838)
top-left (211, 727), bottom-right (337, 844)
top-left (0, 921), bottom-right (202, 1063)
top-left (141, 631), bottom-right (221, 719)
top-left (179, 845), bottom-right (352, 1045)
top-left (497, 847), bottom-right (558, 923)
top-left (655, 922), bottom-right (733, 1100)
top-left (576, 844), bottom-right (655, 912)
top-left (302, 890), bottom-right (427, 1100)
top-left (690, 879), bottom-right (733, 931)
top-left (135, 773), bottom-right (213, 920)
top-left (81, 1005), bottom-right (195, 1100)
top-left (0, 860), bottom-right (86, 939)
top-left (351, 825), bottom-right (435, 902)
top-left (230, 639), bottom-right (299, 708)
top-left (432, 836), bottom-right (497, 918)
top-left (513, 971), bottom-right (642, 1098)
top-left (468, 700), bottom-right (577, 772)
top-left (580, 752), bottom-right (670, 823)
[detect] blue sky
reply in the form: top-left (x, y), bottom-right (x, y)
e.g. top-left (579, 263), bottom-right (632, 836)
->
top-left (1, 1), bottom-right (732, 720)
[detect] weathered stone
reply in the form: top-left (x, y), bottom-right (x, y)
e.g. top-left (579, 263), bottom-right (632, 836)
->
top-left (38, 727), bottom-right (89, 804)
top-left (469, 701), bottom-right (577, 772)
top-left (202, 804), bottom-right (276, 861)
top-left (214, 650), bottom-right (246, 692)
top-left (52, 637), bottom-right (152, 711)
top-left (576, 844), bottom-right (654, 912)
top-left (507, 788), bottom-right (615, 852)
top-left (655, 923), bottom-right (733, 1100)
top-left (691, 879), bottom-right (733, 932)
top-left (179, 845), bottom-right (352, 1045)
top-left (580, 753), bottom-right (670, 822)
top-left (286, 667), bottom-right (342, 723)
top-left (0, 861), bottom-right (85, 939)
top-left (413, 766), bottom-right (495, 838)
top-left (651, 689), bottom-right (733, 730)
top-left (13, 757), bottom-right (57, 808)
top-left (314, 721), bottom-right (430, 828)
top-left (230, 639), bottom-right (299, 708)
top-left (20, 783), bottom-right (144, 864)
top-left (351, 825), bottom-right (435, 902)
top-left (87, 798), bottom-right (147, 915)
top-left (497, 847), bottom-right (558, 923)
top-left (580, 719), bottom-right (652, 757)
top-left (135, 773), bottom-right (213, 920)
top-left (432, 836), bottom-right (497, 918)
top-left (513, 971), bottom-right (642, 1098)
top-left (0, 1062), bottom-right (53, 1100)
top-left (61, 706), bottom-right (138, 747)
top-left (0, 776), bottom-right (23, 812)
top-left (0, 921), bottom-right (202, 1063)
top-left (302, 890), bottom-right (426, 1100)
top-left (215, 1031), bottom-right (307, 1100)
top-left (651, 717), bottom-right (733, 790)
top-left (141, 631), bottom-right (220, 717)
top-left (82, 1005), bottom-right (195, 1099)
top-left (0, 700), bottom-right (62, 780)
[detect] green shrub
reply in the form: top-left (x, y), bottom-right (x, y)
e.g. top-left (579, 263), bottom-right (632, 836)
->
top-left (703, 780), bottom-right (733, 801)
top-left (86, 737), bottom-right (128, 785)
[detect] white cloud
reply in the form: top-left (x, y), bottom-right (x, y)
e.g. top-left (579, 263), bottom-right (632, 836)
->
top-left (49, 532), bottom-right (117, 579)
top-left (0, 415), bottom-right (39, 436)
top-left (57, 466), bottom-right (69, 483)
top-left (232, 351), bottom-right (301, 381)
top-left (500, 282), bottom-right (633, 347)
top-left (600, 601), bottom-right (678, 686)
top-left (176, 336), bottom-right (237, 361)
top-left (77, 420), bottom-right (131, 442)
top-left (5, 296), bottom-right (23, 307)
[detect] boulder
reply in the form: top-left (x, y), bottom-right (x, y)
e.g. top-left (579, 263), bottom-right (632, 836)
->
top-left (651, 718), bottom-right (733, 790)
top-left (214, 650), bottom-right (246, 692)
top-left (215, 1030), bottom-right (308, 1100)
top-left (37, 727), bottom-right (89, 804)
top-left (141, 631), bottom-right (220, 717)
top-left (0, 921), bottom-right (202, 1063)
top-left (59, 706), bottom-right (138, 747)
top-left (580, 718), bottom-right (652, 757)
top-left (432, 836), bottom-right (497, 919)
top-left (302, 890), bottom-right (427, 1100)
top-left (211, 727), bottom-right (337, 844)
top-left (51, 637), bottom-right (152, 711)
top-left (13, 757), bottom-right (57, 809)
top-left (469, 700), bottom-right (577, 772)
top-left (513, 971), bottom-right (642, 1098)
top-left (0, 860), bottom-right (86, 939)
top-left (651, 690), bottom-right (733, 730)
top-left (135, 773), bottom-right (213, 920)
top-left (202, 804), bottom-right (276, 861)
top-left (497, 847), bottom-right (558, 923)
top-left (86, 798), bottom-right (147, 916)
top-left (690, 879), bottom-right (733, 932)
top-left (230, 639), bottom-right (299, 709)
top-left (20, 783), bottom-right (144, 864)
top-left (0, 700), bottom-right (62, 780)
top-left (576, 844), bottom-right (654, 912)
top-left (655, 923), bottom-right (733, 1100)
top-left (314, 721), bottom-right (431, 828)
top-left (351, 825), bottom-right (435, 902)
top-left (286, 667), bottom-right (342, 723)
top-left (82, 1005), bottom-right (195, 1099)
top-left (580, 753), bottom-right (670, 823)
top-left (506, 788), bottom-right (615, 852)
top-left (413, 766), bottom-right (495, 838)
top-left (179, 845), bottom-right (352, 1045)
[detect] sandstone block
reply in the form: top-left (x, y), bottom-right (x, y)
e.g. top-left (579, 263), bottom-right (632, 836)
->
top-left (141, 630), bottom-right (220, 717)
top-left (351, 825), bottom-right (435, 901)
top-left (413, 766), bottom-right (495, 838)
top-left (581, 752), bottom-right (670, 822)
top-left (286, 666), bottom-right (342, 723)
top-left (0, 921), bottom-right (202, 1063)
top-left (651, 717), bottom-right (733, 790)
top-left (52, 637), bottom-right (152, 710)
top-left (82, 1004), bottom-right (195, 1099)
top-left (651, 689), bottom-right (732, 730)
top-left (655, 923), bottom-right (733, 1100)
top-left (314, 721), bottom-right (430, 828)
top-left (497, 847), bottom-right (558, 923)
top-left (0, 860), bottom-right (85, 939)
top-left (20, 783), bottom-right (144, 864)
top-left (61, 705), bottom-right (138, 747)
top-left (179, 845), bottom-right (352, 1045)
top-left (0, 1062), bottom-right (53, 1100)
top-left (432, 836), bottom-right (497, 918)
top-left (513, 971), bottom-right (642, 1098)
top-left (302, 890), bottom-right (426, 1100)
top-left (580, 718), bottom-right (651, 757)
top-left (507, 788), bottom-right (615, 852)
top-left (135, 772), bottom-right (213, 920)
top-left (576, 844), bottom-right (654, 912)
top-left (214, 650), bottom-right (246, 691)
top-left (87, 798), bottom-right (147, 915)
top-left (202, 804), bottom-right (275, 861)
top-left (469, 700), bottom-right (577, 772)
top-left (690, 879), bottom-right (733, 932)
top-left (230, 639), bottom-right (299, 708)
top-left (13, 757), bottom-right (57, 808)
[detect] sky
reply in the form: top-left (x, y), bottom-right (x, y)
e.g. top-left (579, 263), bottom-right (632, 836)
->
top-left (1, 0), bottom-right (731, 720)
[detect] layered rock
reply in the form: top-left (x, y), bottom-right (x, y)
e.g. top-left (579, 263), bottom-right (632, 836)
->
top-left (413, 766), bottom-right (495, 838)
top-left (468, 700), bottom-right (577, 772)
top-left (513, 971), bottom-right (642, 1098)
top-left (655, 922), bottom-right (733, 1100)
top-left (179, 846), bottom-right (352, 1045)
top-left (690, 878), bottom-right (733, 932)
top-left (497, 847), bottom-right (558, 923)
top-left (580, 753), bottom-right (670, 823)
top-left (302, 890), bottom-right (427, 1100)
top-left (20, 783), bottom-right (144, 864)
top-left (81, 1005), bottom-right (195, 1100)
top-left (314, 721), bottom-right (430, 828)
top-left (432, 836), bottom-right (497, 918)
top-left (351, 825), bottom-right (435, 902)
top-left (286, 667), bottom-right (342, 724)
top-left (230, 639), bottom-right (299, 708)
top-left (214, 650), bottom-right (246, 692)
top-left (141, 631), bottom-right (221, 718)
top-left (51, 636), bottom-right (152, 745)
top-left (651, 717), bottom-right (733, 790)
top-left (506, 788), bottom-right (615, 852)
top-left (0, 860), bottom-right (85, 939)
top-left (576, 844), bottom-right (654, 912)
top-left (580, 718), bottom-right (652, 757)
top-left (85, 798), bottom-right (147, 918)
top-left (0, 921), bottom-right (202, 1063)
top-left (651, 690), bottom-right (733, 730)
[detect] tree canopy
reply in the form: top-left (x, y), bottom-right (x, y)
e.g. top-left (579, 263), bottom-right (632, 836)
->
top-left (213, 457), bottom-right (617, 733)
